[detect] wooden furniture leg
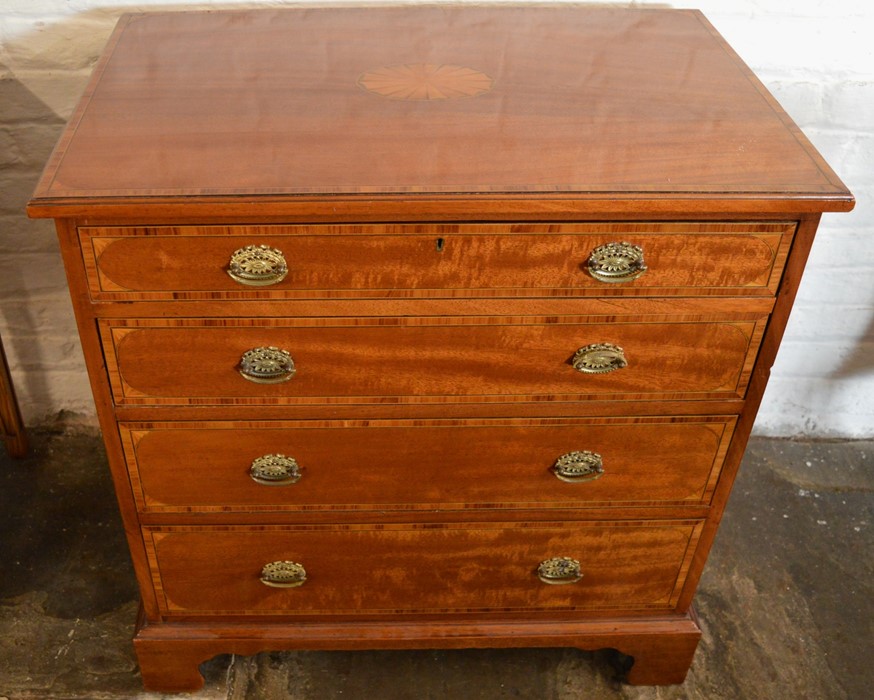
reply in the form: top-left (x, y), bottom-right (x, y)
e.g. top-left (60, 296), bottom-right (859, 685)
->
top-left (620, 634), bottom-right (701, 685)
top-left (0, 335), bottom-right (27, 458)
top-left (614, 606), bottom-right (702, 685)
top-left (134, 641), bottom-right (212, 692)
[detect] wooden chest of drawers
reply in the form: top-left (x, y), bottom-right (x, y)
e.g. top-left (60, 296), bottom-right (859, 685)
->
top-left (28, 6), bottom-right (852, 691)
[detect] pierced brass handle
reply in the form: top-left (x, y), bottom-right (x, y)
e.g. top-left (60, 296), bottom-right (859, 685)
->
top-left (572, 343), bottom-right (627, 374)
top-left (260, 561), bottom-right (307, 588)
top-left (228, 244), bottom-right (288, 286)
top-left (239, 346), bottom-right (296, 384)
top-left (587, 241), bottom-right (647, 283)
top-left (250, 454), bottom-right (301, 486)
top-left (537, 557), bottom-right (583, 585)
top-left (553, 451), bottom-right (604, 483)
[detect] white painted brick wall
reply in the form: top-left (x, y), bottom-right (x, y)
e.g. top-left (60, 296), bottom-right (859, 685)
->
top-left (1, 0), bottom-right (872, 436)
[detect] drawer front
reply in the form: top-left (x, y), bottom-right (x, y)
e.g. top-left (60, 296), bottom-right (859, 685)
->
top-left (101, 317), bottom-right (766, 405)
top-left (81, 222), bottom-right (794, 300)
top-left (121, 416), bottom-right (735, 513)
top-left (145, 521), bottom-right (703, 616)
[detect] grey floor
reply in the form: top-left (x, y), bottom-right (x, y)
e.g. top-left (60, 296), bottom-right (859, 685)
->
top-left (0, 424), bottom-right (871, 699)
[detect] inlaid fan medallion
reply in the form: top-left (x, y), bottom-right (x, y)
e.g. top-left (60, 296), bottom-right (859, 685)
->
top-left (357, 63), bottom-right (494, 100)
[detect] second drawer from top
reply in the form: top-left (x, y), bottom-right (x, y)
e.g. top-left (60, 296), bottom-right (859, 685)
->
top-left (100, 315), bottom-right (767, 406)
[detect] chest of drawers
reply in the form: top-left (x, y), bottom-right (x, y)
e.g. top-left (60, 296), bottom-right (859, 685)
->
top-left (28, 6), bottom-right (852, 691)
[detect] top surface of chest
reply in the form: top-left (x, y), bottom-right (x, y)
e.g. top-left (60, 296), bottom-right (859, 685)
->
top-left (29, 6), bottom-right (851, 215)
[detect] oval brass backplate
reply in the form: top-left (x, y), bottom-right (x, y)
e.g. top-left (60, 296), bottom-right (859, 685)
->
top-left (250, 454), bottom-right (301, 486)
top-left (260, 560), bottom-right (307, 588)
top-left (586, 241), bottom-right (647, 283)
top-left (572, 343), bottom-right (627, 374)
top-left (228, 244), bottom-right (288, 286)
top-left (537, 557), bottom-right (583, 585)
top-left (239, 346), bottom-right (296, 384)
top-left (552, 451), bottom-right (604, 483)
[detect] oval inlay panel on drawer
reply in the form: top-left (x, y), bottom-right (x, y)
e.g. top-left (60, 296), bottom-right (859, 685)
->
top-left (120, 416), bottom-right (736, 512)
top-left (145, 520), bottom-right (703, 616)
top-left (80, 222), bottom-right (794, 300)
top-left (101, 317), bottom-right (766, 406)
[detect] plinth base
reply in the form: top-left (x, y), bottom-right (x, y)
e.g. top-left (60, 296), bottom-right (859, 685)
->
top-left (133, 608), bottom-right (701, 692)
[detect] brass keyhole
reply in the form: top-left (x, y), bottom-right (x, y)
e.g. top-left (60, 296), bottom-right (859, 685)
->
top-left (435, 237), bottom-right (445, 252)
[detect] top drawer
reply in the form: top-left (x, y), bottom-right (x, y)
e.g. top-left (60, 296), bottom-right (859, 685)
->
top-left (80, 222), bottom-right (794, 301)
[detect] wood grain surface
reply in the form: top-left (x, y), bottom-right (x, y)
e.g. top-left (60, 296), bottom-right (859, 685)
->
top-left (102, 317), bottom-right (766, 405)
top-left (132, 613), bottom-right (702, 691)
top-left (119, 416), bottom-right (735, 513)
top-left (144, 521), bottom-right (703, 616)
top-left (81, 221), bottom-right (793, 300)
top-left (27, 6), bottom-right (853, 217)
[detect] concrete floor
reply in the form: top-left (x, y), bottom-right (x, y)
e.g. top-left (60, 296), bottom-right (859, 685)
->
top-left (0, 423), bottom-right (871, 699)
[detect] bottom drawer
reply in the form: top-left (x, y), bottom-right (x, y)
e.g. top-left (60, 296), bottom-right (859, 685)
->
top-left (146, 521), bottom-right (703, 616)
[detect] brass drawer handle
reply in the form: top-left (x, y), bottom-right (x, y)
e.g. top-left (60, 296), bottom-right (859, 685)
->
top-left (239, 346), bottom-right (296, 383)
top-left (587, 241), bottom-right (647, 283)
top-left (228, 244), bottom-right (288, 286)
top-left (552, 451), bottom-right (604, 483)
top-left (537, 557), bottom-right (582, 585)
top-left (572, 343), bottom-right (627, 374)
top-left (250, 454), bottom-right (301, 485)
top-left (260, 560), bottom-right (307, 588)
